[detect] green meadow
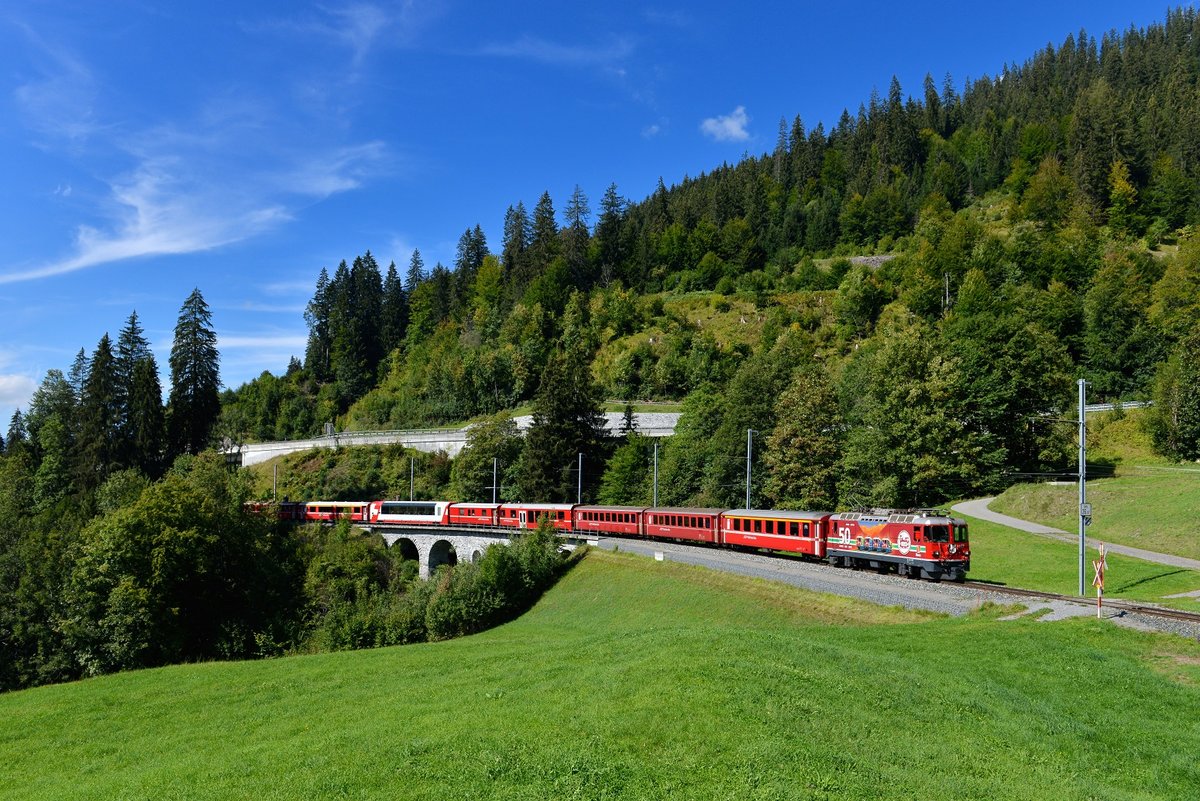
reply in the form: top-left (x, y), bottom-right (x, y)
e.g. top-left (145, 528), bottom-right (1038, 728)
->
top-left (957, 514), bottom-right (1200, 613)
top-left (3, 550), bottom-right (1199, 800)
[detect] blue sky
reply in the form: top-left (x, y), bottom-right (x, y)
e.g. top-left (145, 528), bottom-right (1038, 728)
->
top-left (0, 0), bottom-right (1175, 428)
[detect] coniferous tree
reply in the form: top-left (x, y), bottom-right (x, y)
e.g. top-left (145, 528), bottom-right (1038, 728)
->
top-left (115, 311), bottom-right (152, 467)
top-left (78, 334), bottom-right (121, 488)
top-left (304, 267), bottom-right (332, 382)
top-left (167, 288), bottom-right (221, 457)
top-left (516, 344), bottom-right (607, 503)
top-left (6, 409), bottom-right (26, 454)
top-left (353, 251), bottom-right (385, 376)
top-left (67, 348), bottom-right (89, 403)
top-left (381, 260), bottom-right (408, 356)
top-left (529, 191), bottom-right (559, 279)
top-left (563, 185), bottom-right (592, 289)
top-left (128, 355), bottom-right (166, 477)
top-left (404, 249), bottom-right (425, 294)
top-left (594, 184), bottom-right (626, 286)
top-left (502, 202), bottom-right (531, 296)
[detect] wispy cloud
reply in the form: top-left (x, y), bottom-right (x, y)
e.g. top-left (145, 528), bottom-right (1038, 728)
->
top-left (700, 105), bottom-right (751, 142)
top-left (0, 374), bottom-right (38, 411)
top-left (249, 1), bottom-right (437, 70)
top-left (1, 25), bottom-right (391, 286)
top-left (11, 20), bottom-right (100, 145)
top-left (480, 34), bottom-right (635, 67)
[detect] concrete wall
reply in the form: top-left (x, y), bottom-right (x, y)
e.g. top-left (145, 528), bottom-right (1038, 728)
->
top-left (229, 412), bottom-right (679, 467)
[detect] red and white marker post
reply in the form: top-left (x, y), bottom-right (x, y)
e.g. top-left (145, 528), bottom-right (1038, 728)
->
top-left (1091, 543), bottom-right (1108, 619)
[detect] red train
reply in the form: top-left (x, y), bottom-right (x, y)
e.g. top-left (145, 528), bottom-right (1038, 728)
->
top-left (251, 499), bottom-right (970, 581)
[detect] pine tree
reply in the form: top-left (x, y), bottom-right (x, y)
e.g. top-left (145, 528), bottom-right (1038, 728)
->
top-left (115, 311), bottom-right (152, 467)
top-left (502, 202), bottom-right (531, 296)
top-left (128, 355), bottom-right (166, 477)
top-left (381, 260), bottom-right (408, 356)
top-left (167, 288), bottom-right (221, 457)
top-left (594, 184), bottom-right (626, 286)
top-left (563, 185), bottom-right (592, 289)
top-left (404, 249), bottom-right (425, 294)
top-left (304, 267), bottom-right (332, 381)
top-left (67, 348), bottom-right (89, 403)
top-left (6, 409), bottom-right (26, 454)
top-left (516, 345), bottom-right (606, 502)
top-left (78, 334), bottom-right (121, 487)
top-left (529, 191), bottom-right (559, 280)
top-left (1107, 159), bottom-right (1140, 237)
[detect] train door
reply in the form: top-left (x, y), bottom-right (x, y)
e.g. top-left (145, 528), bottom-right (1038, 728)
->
top-left (519, 510), bottom-right (527, 528)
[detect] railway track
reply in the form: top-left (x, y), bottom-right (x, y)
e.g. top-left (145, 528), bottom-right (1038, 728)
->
top-left (961, 580), bottom-right (1200, 624)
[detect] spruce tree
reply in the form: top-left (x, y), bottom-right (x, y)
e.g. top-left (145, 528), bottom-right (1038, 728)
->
top-left (115, 311), bottom-right (152, 467)
top-left (6, 409), bottom-right (26, 453)
top-left (404, 249), bottom-right (425, 294)
top-left (78, 334), bottom-right (121, 487)
top-left (128, 355), bottom-right (166, 477)
top-left (381, 260), bottom-right (408, 356)
top-left (516, 343), bottom-right (606, 503)
top-left (167, 289), bottom-right (221, 457)
top-left (304, 267), bottom-right (332, 381)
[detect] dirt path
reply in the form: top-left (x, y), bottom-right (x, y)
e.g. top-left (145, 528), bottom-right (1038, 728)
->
top-left (952, 497), bottom-right (1200, 571)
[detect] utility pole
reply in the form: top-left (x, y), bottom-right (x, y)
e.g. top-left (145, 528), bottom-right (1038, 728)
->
top-left (410, 456), bottom-right (415, 502)
top-left (746, 428), bottom-right (755, 509)
top-left (653, 440), bottom-right (659, 507)
top-left (492, 458), bottom-right (498, 504)
top-left (1078, 379), bottom-right (1090, 597)
top-left (577, 452), bottom-right (583, 505)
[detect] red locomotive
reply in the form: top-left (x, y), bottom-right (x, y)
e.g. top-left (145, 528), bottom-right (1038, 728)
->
top-left (252, 498), bottom-right (970, 581)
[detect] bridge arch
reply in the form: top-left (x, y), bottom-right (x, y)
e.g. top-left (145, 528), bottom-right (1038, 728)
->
top-left (392, 537), bottom-right (419, 563)
top-left (428, 539), bottom-right (458, 575)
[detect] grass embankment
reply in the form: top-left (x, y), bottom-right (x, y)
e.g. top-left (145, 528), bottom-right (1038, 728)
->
top-left (989, 471), bottom-right (1200, 562)
top-left (4, 550), bottom-right (1200, 800)
top-left (958, 514), bottom-right (1200, 613)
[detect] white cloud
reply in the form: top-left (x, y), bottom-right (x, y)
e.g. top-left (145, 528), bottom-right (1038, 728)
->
top-left (11, 21), bottom-right (100, 144)
top-left (700, 106), bottom-right (751, 142)
top-left (0, 374), bottom-right (38, 411)
top-left (481, 35), bottom-right (634, 67)
top-left (642, 123), bottom-right (662, 138)
top-left (1, 20), bottom-right (392, 287)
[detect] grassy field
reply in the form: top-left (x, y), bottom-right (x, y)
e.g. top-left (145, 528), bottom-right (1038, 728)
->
top-left (989, 470), bottom-right (1200, 562)
top-left (3, 549), bottom-right (1200, 800)
top-left (957, 513), bottom-right (1200, 613)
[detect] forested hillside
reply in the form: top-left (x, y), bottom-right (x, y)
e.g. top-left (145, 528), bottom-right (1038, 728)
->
top-left (220, 10), bottom-right (1200, 505)
top-left (7, 9), bottom-right (1200, 692)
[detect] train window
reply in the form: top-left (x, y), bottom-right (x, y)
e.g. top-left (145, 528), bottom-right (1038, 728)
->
top-left (607, 513), bottom-right (613, 522)
top-left (736, 518), bottom-right (744, 531)
top-left (801, 522), bottom-right (809, 537)
top-left (765, 520), bottom-right (774, 534)
top-left (954, 525), bottom-right (968, 543)
top-left (928, 525), bottom-right (950, 542)
top-left (754, 519), bottom-right (762, 533)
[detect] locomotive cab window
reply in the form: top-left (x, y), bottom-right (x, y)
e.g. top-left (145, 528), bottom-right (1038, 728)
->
top-left (927, 525), bottom-right (950, 542)
top-left (954, 525), bottom-right (968, 543)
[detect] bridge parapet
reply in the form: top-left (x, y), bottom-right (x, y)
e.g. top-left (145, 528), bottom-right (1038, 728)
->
top-left (224, 412), bottom-right (680, 467)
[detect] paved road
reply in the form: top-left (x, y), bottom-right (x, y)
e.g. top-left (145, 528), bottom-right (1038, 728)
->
top-left (952, 497), bottom-right (1200, 571)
